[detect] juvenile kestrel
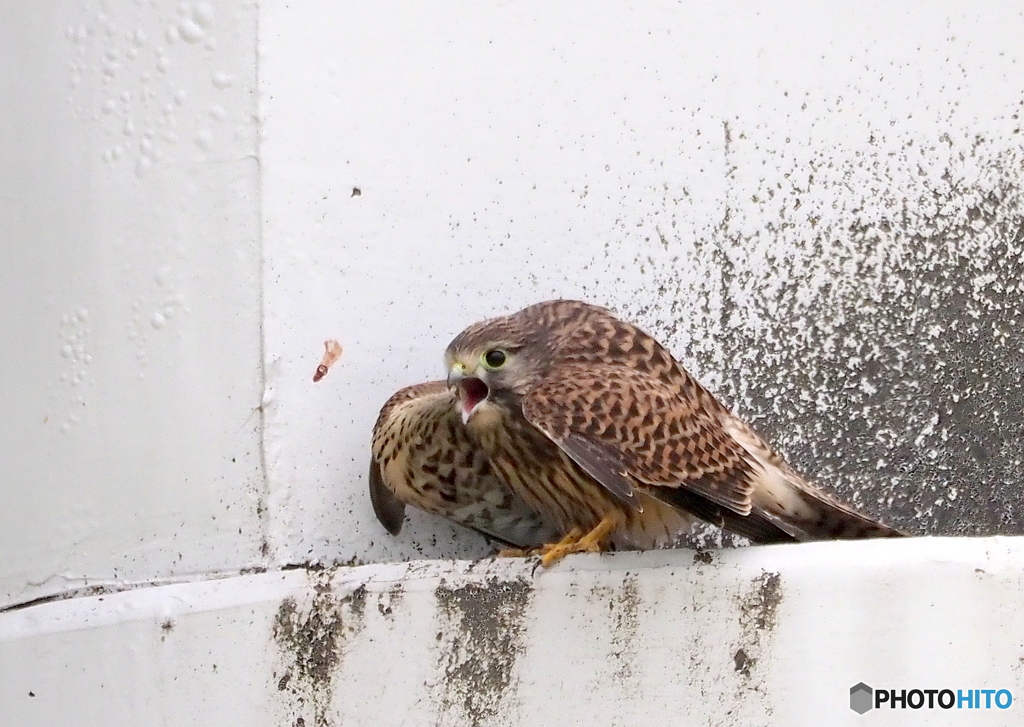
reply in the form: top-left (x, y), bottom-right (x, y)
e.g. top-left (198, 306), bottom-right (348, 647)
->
top-left (370, 381), bottom-right (558, 549)
top-left (445, 300), bottom-right (904, 565)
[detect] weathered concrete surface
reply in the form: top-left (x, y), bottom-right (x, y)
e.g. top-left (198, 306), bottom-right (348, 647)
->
top-left (5, 0), bottom-right (1024, 612)
top-left (617, 127), bottom-right (1024, 541)
top-left (4, 540), bottom-right (1024, 727)
top-left (261, 0), bottom-right (1024, 569)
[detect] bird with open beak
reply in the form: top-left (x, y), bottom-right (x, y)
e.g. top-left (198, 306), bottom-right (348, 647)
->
top-left (444, 299), bottom-right (903, 567)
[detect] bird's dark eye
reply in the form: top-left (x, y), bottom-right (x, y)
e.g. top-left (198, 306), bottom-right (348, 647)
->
top-left (483, 349), bottom-right (507, 369)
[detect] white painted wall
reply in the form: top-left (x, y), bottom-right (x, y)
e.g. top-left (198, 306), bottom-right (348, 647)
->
top-left (261, 0), bottom-right (1024, 568)
top-left (3, 2), bottom-right (1024, 725)
top-left (1, 1), bottom-right (263, 608)
top-left (4, 539), bottom-right (1024, 726)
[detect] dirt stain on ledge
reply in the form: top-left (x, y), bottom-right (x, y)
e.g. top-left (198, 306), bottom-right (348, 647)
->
top-left (433, 576), bottom-right (533, 727)
top-left (609, 574), bottom-right (642, 686)
top-left (733, 570), bottom-right (783, 689)
top-left (273, 572), bottom-right (368, 727)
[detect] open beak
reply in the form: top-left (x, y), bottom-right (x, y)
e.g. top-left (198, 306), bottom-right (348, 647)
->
top-left (448, 364), bottom-right (489, 424)
top-left (446, 364), bottom-right (465, 389)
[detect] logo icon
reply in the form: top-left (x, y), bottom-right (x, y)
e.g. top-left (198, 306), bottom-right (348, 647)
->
top-left (850, 682), bottom-right (874, 714)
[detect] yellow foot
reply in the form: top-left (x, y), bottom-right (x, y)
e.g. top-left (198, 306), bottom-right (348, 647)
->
top-left (539, 537), bottom-right (600, 567)
top-left (539, 516), bottom-right (618, 568)
top-left (497, 547), bottom-right (530, 558)
top-left (499, 528), bottom-right (583, 559)
top-left (539, 528), bottom-right (582, 555)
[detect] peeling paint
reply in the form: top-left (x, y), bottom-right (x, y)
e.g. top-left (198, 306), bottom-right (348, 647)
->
top-left (433, 576), bottom-right (532, 726)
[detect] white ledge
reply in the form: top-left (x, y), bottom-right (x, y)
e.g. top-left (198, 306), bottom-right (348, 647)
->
top-left (3, 537), bottom-right (1024, 726)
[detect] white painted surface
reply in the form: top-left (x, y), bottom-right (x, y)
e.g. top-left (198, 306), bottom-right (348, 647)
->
top-left (260, 0), bottom-right (1024, 568)
top-left (3, 2), bottom-right (1024, 724)
top-left (0, 1), bottom-right (264, 607)
top-left (4, 539), bottom-right (1024, 726)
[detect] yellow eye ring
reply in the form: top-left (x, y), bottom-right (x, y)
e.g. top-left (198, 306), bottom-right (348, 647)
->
top-left (482, 349), bottom-right (507, 369)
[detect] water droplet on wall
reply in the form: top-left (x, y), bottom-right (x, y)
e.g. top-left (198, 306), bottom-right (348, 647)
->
top-left (193, 2), bottom-right (214, 27)
top-left (211, 72), bottom-right (234, 89)
top-left (135, 155), bottom-right (153, 177)
top-left (178, 18), bottom-right (205, 44)
top-left (195, 128), bottom-right (214, 149)
top-left (151, 311), bottom-right (166, 329)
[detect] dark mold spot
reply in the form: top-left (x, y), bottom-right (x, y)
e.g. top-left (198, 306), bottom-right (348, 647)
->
top-left (609, 575), bottom-right (642, 685)
top-left (693, 550), bottom-right (714, 565)
top-left (433, 576), bottom-right (532, 727)
top-left (732, 571), bottom-right (783, 691)
top-left (733, 648), bottom-right (752, 676)
top-left (273, 573), bottom-right (368, 727)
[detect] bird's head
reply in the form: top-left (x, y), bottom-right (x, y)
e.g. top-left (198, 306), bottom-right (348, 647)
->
top-left (445, 300), bottom-right (613, 426)
top-left (444, 315), bottom-right (547, 427)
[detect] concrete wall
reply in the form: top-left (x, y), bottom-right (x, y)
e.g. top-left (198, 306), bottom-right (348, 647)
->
top-left (4, 539), bottom-right (1024, 726)
top-left (1, 0), bottom-right (264, 608)
top-left (2, 1), bottom-right (1024, 725)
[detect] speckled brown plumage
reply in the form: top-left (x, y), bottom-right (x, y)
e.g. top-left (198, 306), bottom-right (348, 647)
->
top-left (445, 300), bottom-right (903, 560)
top-left (369, 380), bottom-right (558, 549)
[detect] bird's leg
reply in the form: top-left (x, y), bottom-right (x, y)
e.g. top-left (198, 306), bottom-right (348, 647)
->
top-left (497, 528), bottom-right (582, 558)
top-left (540, 515), bottom-right (618, 567)
top-left (538, 527), bottom-right (583, 554)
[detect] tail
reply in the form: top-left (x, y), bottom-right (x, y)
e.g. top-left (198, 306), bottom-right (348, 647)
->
top-left (743, 455), bottom-right (905, 542)
top-left (725, 414), bottom-right (905, 543)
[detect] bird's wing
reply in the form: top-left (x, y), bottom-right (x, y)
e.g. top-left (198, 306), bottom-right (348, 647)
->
top-left (521, 362), bottom-right (758, 517)
top-left (371, 381), bottom-right (556, 548)
top-left (368, 381), bottom-right (448, 536)
top-left (368, 458), bottom-right (407, 535)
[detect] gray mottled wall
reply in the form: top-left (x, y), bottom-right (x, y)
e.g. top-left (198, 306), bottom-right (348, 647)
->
top-left (595, 117), bottom-right (1024, 537)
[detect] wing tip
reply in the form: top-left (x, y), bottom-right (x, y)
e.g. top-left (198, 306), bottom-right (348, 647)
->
top-left (368, 459), bottom-right (406, 536)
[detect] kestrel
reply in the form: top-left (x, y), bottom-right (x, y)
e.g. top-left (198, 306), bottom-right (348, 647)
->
top-left (445, 300), bottom-right (904, 565)
top-left (370, 380), bottom-right (558, 549)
